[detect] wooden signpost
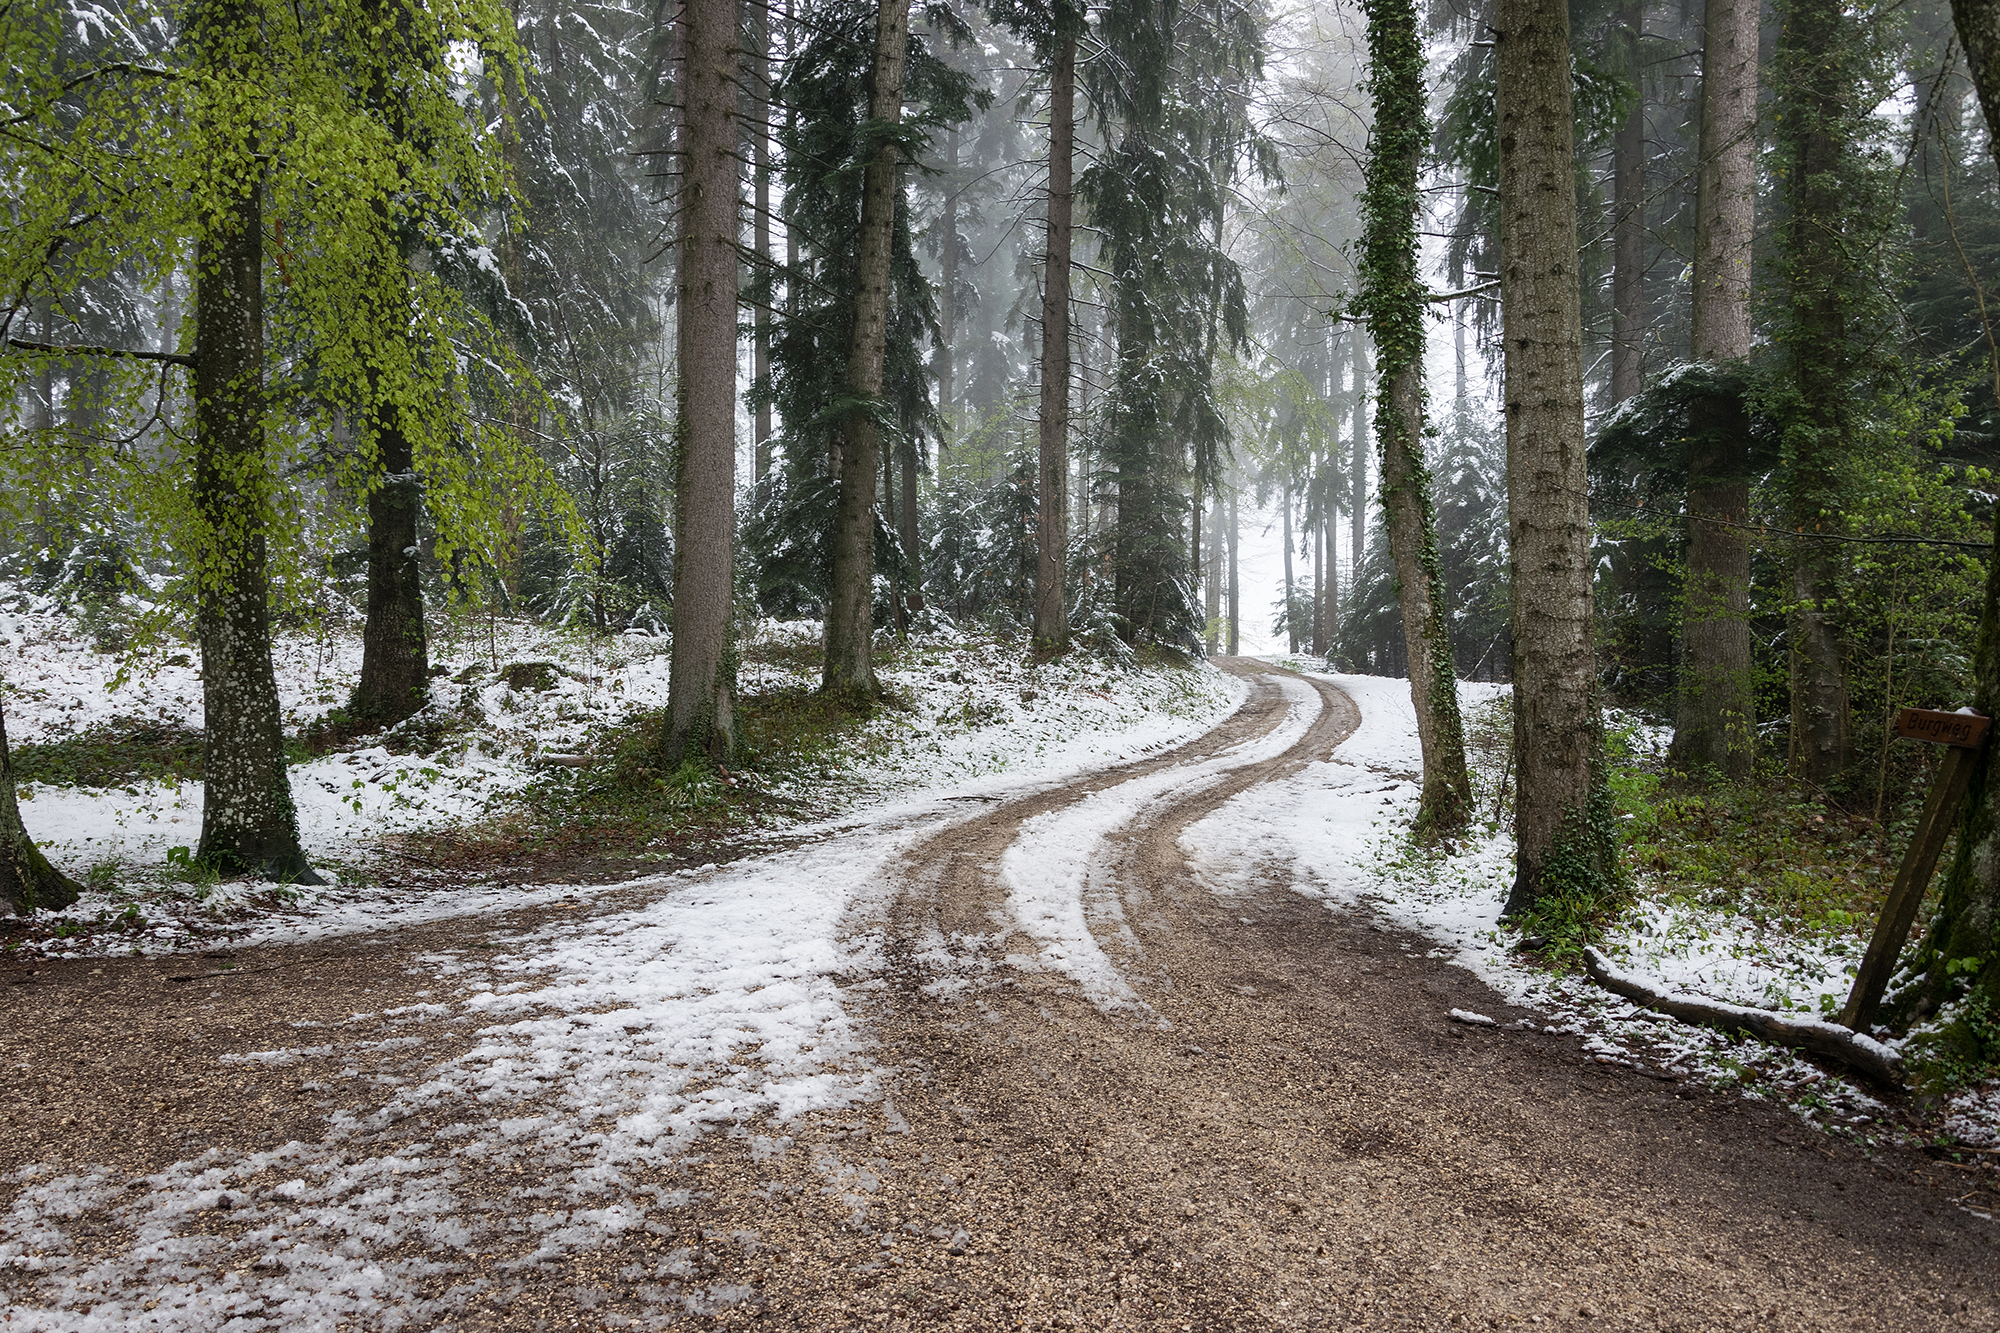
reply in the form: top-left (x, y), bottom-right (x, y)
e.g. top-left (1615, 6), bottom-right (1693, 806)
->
top-left (1839, 708), bottom-right (1991, 1033)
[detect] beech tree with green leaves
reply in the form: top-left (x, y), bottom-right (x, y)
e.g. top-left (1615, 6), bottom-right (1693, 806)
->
top-left (2, 0), bottom-right (563, 882)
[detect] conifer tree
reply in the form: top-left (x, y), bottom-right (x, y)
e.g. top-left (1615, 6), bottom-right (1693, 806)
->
top-left (1494, 0), bottom-right (1620, 920)
top-left (664, 0), bottom-right (740, 760)
top-left (823, 0), bottom-right (914, 701)
top-left (1671, 0), bottom-right (1760, 779)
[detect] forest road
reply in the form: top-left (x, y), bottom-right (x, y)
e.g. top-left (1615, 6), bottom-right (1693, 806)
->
top-left (714, 658), bottom-right (1999, 1332)
top-left (1, 659), bottom-right (1996, 1331)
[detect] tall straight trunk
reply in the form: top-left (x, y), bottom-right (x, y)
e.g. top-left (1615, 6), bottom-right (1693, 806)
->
top-left (900, 439), bottom-right (922, 610)
top-left (1226, 487), bottom-right (1240, 656)
top-left (1282, 477), bottom-right (1297, 653)
top-left (1671, 0), bottom-right (1760, 779)
top-left (0, 699), bottom-right (79, 915)
top-left (1900, 0), bottom-right (2000, 1033)
top-left (1350, 332), bottom-right (1369, 580)
top-left (1204, 491), bottom-right (1223, 654)
top-left (1610, 0), bottom-right (1646, 404)
top-left (1313, 511), bottom-right (1327, 656)
top-left (883, 443), bottom-right (907, 635)
top-left (191, 120), bottom-right (318, 883)
top-left (1776, 0), bottom-right (1853, 784)
top-left (1033, 30), bottom-right (1077, 653)
top-left (1495, 0), bottom-right (1618, 917)
top-left (752, 0), bottom-right (773, 482)
top-left (938, 127), bottom-right (958, 429)
top-left (350, 0), bottom-right (431, 728)
top-left (823, 0), bottom-right (911, 700)
top-left (1191, 482), bottom-right (1203, 622)
top-left (666, 0), bottom-right (739, 761)
top-left (1361, 0), bottom-right (1472, 832)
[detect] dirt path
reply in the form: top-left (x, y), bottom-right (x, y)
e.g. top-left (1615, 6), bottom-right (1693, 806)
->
top-left (2, 660), bottom-right (1994, 1330)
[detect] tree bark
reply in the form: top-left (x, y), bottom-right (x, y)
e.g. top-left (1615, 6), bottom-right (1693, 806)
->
top-left (666, 0), bottom-right (739, 762)
top-left (1361, 0), bottom-right (1472, 832)
top-left (1350, 332), bottom-right (1369, 583)
top-left (349, 0), bottom-right (432, 729)
top-left (937, 127), bottom-right (958, 431)
top-left (1226, 486), bottom-right (1240, 656)
top-left (1313, 503), bottom-right (1328, 656)
top-left (190, 106), bottom-right (319, 883)
top-left (1203, 491), bottom-right (1222, 655)
top-left (752, 0), bottom-right (774, 483)
top-left (1671, 0), bottom-right (1760, 780)
top-left (1032, 29), bottom-right (1077, 654)
top-left (1495, 0), bottom-right (1618, 917)
top-left (822, 0), bottom-right (911, 701)
top-left (1282, 477), bottom-right (1297, 653)
top-left (1776, 0), bottom-right (1853, 785)
top-left (900, 437), bottom-right (922, 612)
top-left (1897, 0), bottom-right (2000, 1029)
top-left (0, 700), bottom-right (79, 916)
top-left (1610, 0), bottom-right (1645, 405)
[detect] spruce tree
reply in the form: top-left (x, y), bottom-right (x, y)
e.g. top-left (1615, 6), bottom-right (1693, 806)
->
top-left (664, 0), bottom-right (740, 761)
top-left (1494, 0), bottom-right (1620, 921)
top-left (1671, 0), bottom-right (1761, 779)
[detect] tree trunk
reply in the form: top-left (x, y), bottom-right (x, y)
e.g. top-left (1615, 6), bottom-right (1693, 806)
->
top-left (1895, 0), bottom-right (2000, 1031)
top-left (1033, 30), bottom-right (1076, 654)
top-left (1204, 490), bottom-right (1223, 655)
top-left (1611, 0), bottom-right (1645, 404)
top-left (1282, 477), bottom-right (1297, 653)
top-left (1776, 0), bottom-right (1854, 785)
top-left (822, 0), bottom-right (911, 701)
top-left (1226, 486), bottom-right (1240, 656)
top-left (1314, 507), bottom-right (1328, 657)
top-left (1350, 332), bottom-right (1369, 582)
top-left (938, 127), bottom-right (958, 432)
top-left (191, 128), bottom-right (319, 884)
top-left (665, 0), bottom-right (739, 762)
top-left (753, 0), bottom-right (774, 483)
top-left (900, 438), bottom-right (922, 612)
top-left (0, 700), bottom-right (79, 916)
top-left (1495, 0), bottom-right (1618, 918)
top-left (1361, 0), bottom-right (1472, 832)
top-left (1671, 0), bottom-right (1760, 780)
top-left (351, 427), bottom-right (428, 727)
top-left (349, 1), bottom-right (432, 729)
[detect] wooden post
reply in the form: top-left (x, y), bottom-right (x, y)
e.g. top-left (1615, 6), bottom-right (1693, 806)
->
top-left (1839, 708), bottom-right (1990, 1032)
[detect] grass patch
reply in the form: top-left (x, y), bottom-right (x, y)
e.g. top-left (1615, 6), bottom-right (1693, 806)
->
top-left (404, 685), bottom-right (886, 877)
top-left (10, 716), bottom-right (205, 788)
top-left (1609, 730), bottom-right (1915, 946)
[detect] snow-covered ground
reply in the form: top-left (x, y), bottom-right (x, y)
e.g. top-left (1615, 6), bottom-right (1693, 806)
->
top-left (2, 624), bottom-right (1992, 1328)
top-left (0, 609), bottom-right (1248, 1328)
top-left (1, 602), bottom-right (1241, 953)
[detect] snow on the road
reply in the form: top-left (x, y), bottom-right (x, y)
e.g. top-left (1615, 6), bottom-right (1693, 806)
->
top-left (997, 670), bottom-right (1311, 1014)
top-left (0, 613), bottom-right (1248, 1327)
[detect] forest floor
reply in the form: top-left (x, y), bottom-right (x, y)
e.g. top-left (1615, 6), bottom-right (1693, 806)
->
top-left (1, 655), bottom-right (1997, 1330)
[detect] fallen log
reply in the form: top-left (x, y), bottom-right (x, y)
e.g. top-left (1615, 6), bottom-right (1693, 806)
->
top-left (1581, 947), bottom-right (1904, 1088)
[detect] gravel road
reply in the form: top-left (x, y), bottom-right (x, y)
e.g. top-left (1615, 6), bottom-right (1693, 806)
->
top-left (2, 659), bottom-right (1993, 1330)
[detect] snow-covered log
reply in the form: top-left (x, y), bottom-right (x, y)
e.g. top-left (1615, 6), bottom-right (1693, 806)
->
top-left (1581, 947), bottom-right (1904, 1087)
